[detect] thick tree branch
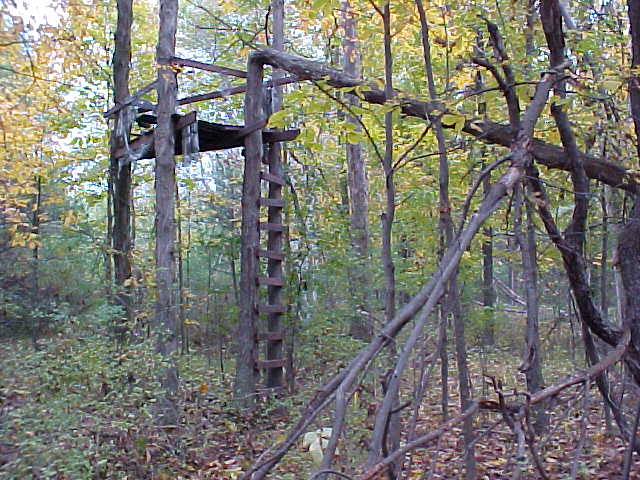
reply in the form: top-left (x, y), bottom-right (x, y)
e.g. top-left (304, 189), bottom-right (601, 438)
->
top-left (247, 48), bottom-right (637, 193)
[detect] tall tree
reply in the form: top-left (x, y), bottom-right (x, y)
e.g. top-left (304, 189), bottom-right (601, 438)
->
top-left (415, 1), bottom-right (476, 476)
top-left (342, 0), bottom-right (372, 341)
top-left (109, 0), bottom-right (134, 322)
top-left (153, 0), bottom-right (180, 426)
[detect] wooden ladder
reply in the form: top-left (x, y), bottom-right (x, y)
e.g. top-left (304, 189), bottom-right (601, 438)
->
top-left (254, 143), bottom-right (286, 389)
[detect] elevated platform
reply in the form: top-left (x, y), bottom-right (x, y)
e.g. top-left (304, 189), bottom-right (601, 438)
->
top-left (115, 113), bottom-right (299, 160)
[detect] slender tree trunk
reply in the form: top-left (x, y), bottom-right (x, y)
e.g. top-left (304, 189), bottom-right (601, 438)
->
top-left (153, 0), bottom-right (180, 426)
top-left (481, 174), bottom-right (496, 346)
top-left (31, 176), bottom-right (42, 351)
top-left (109, 0), bottom-right (133, 321)
top-left (514, 187), bottom-right (547, 432)
top-left (105, 174), bottom-right (113, 294)
top-left (380, 4), bottom-right (400, 474)
top-left (176, 184), bottom-right (187, 354)
top-left (205, 246), bottom-right (213, 367)
top-left (477, 71), bottom-right (496, 346)
top-left (341, 0), bottom-right (372, 341)
top-left (416, 1), bottom-right (475, 476)
top-left (601, 185), bottom-right (609, 320)
top-left (439, 313), bottom-right (449, 421)
top-left (380, 2), bottom-right (396, 328)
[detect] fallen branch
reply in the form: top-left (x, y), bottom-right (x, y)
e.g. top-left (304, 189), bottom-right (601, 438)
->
top-left (357, 330), bottom-right (628, 480)
top-left (357, 402), bottom-right (480, 480)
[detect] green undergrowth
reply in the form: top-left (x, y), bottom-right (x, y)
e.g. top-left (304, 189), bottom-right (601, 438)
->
top-left (0, 304), bottom-right (604, 479)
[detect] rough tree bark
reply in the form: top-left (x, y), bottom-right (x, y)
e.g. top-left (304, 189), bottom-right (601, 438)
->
top-left (622, 0), bottom-right (640, 372)
top-left (234, 55), bottom-right (263, 408)
top-left (109, 0), bottom-right (133, 322)
top-left (628, 0), bottom-right (640, 161)
top-left (153, 0), bottom-right (180, 426)
top-left (341, 0), bottom-right (372, 341)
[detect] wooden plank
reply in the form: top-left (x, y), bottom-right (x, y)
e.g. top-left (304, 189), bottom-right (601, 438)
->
top-left (257, 276), bottom-right (284, 286)
top-left (123, 123), bottom-right (300, 160)
top-left (256, 249), bottom-right (284, 261)
top-left (256, 359), bottom-right (285, 369)
top-left (174, 111), bottom-right (197, 130)
top-left (170, 56), bottom-right (247, 78)
top-left (259, 222), bottom-right (285, 232)
top-left (257, 331), bottom-right (284, 341)
top-left (260, 171), bottom-right (285, 185)
top-left (257, 303), bottom-right (287, 313)
top-left (264, 129), bottom-right (300, 143)
top-left (259, 198), bottom-right (285, 208)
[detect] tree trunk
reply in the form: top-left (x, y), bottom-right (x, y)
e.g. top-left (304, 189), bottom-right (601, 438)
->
top-left (31, 176), bottom-right (42, 351)
top-left (380, 4), bottom-right (400, 474)
top-left (481, 182), bottom-right (496, 345)
top-left (416, 0), bottom-right (475, 475)
top-left (341, 0), bottom-right (372, 341)
top-left (234, 55), bottom-right (264, 408)
top-left (380, 2), bottom-right (396, 329)
top-left (153, 0), bottom-right (180, 426)
top-left (514, 187), bottom-right (547, 432)
top-left (176, 183), bottom-right (187, 354)
top-left (628, 0), bottom-right (640, 161)
top-left (109, 0), bottom-right (133, 322)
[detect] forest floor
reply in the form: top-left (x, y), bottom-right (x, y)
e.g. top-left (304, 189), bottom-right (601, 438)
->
top-left (1, 330), bottom-right (639, 479)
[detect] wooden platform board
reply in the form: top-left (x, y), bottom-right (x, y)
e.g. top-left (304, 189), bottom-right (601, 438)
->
top-left (115, 113), bottom-right (299, 160)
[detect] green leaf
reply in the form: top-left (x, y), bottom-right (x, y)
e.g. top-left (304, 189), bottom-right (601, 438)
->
top-left (602, 79), bottom-right (621, 91)
top-left (268, 110), bottom-right (288, 128)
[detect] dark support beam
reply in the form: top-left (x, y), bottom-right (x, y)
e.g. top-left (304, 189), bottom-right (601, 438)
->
top-left (234, 54), bottom-right (264, 407)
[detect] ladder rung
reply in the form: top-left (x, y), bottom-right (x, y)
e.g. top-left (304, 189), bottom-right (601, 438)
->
top-left (259, 222), bottom-right (285, 232)
top-left (257, 331), bottom-right (284, 341)
top-left (260, 198), bottom-right (284, 208)
top-left (256, 249), bottom-right (284, 261)
top-left (257, 276), bottom-right (284, 286)
top-left (260, 171), bottom-right (285, 185)
top-left (256, 359), bottom-right (285, 369)
top-left (257, 303), bottom-right (287, 313)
